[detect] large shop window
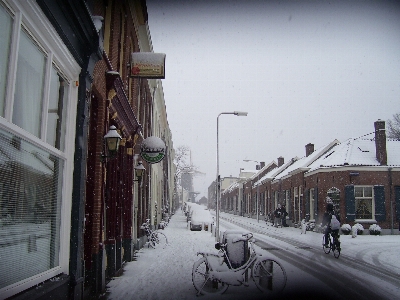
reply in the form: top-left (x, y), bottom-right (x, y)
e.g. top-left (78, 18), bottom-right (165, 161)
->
top-left (0, 127), bottom-right (63, 289)
top-left (354, 186), bottom-right (373, 219)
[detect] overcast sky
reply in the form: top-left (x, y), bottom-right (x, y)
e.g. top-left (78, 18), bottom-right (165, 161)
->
top-left (146, 0), bottom-right (400, 199)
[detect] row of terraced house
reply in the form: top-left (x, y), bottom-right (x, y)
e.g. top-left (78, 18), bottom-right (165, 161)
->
top-left (210, 120), bottom-right (400, 235)
top-left (0, 1), bottom-right (175, 299)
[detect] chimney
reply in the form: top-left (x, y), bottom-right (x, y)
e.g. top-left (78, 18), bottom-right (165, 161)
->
top-left (374, 119), bottom-right (387, 165)
top-left (277, 156), bottom-right (284, 167)
top-left (256, 165), bottom-right (260, 170)
top-left (260, 161), bottom-right (265, 168)
top-left (305, 143), bottom-right (314, 157)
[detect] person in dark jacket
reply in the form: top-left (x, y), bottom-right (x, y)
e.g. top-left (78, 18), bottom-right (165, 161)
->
top-left (322, 201), bottom-right (340, 248)
top-left (281, 205), bottom-right (288, 227)
top-left (274, 204), bottom-right (282, 227)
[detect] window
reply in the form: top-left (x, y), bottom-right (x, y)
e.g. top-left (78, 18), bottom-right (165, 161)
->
top-left (46, 66), bottom-right (69, 150)
top-left (285, 190), bottom-right (290, 217)
top-left (13, 29), bottom-right (46, 137)
top-left (327, 187), bottom-right (340, 214)
top-left (0, 1), bottom-right (78, 297)
top-left (355, 186), bottom-right (373, 219)
top-left (2, 9), bottom-right (69, 151)
top-left (309, 188), bottom-right (315, 220)
top-left (0, 4), bottom-right (13, 116)
top-left (0, 128), bottom-right (63, 290)
top-left (294, 187), bottom-right (299, 222)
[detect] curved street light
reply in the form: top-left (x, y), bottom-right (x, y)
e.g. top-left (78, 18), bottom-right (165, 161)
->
top-left (216, 111), bottom-right (248, 242)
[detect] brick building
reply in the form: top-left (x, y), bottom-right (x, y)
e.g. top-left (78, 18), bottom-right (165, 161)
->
top-left (0, 0), bottom-right (174, 299)
top-left (220, 120), bottom-right (400, 234)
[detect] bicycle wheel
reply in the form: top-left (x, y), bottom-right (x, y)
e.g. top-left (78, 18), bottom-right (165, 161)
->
top-left (252, 258), bottom-right (287, 295)
top-left (332, 237), bottom-right (340, 259)
top-left (192, 257), bottom-right (228, 295)
top-left (148, 233), bottom-right (157, 249)
top-left (150, 231), bottom-right (168, 249)
top-left (322, 236), bottom-right (331, 254)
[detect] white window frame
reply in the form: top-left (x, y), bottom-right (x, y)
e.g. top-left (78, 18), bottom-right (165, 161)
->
top-left (0, 0), bottom-right (80, 298)
top-left (309, 188), bottom-right (315, 221)
top-left (293, 187), bottom-right (298, 222)
top-left (285, 190), bottom-right (290, 217)
top-left (354, 185), bottom-right (375, 222)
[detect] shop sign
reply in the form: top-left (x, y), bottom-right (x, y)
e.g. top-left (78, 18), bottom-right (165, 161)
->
top-left (140, 136), bottom-right (166, 164)
top-left (131, 52), bottom-right (166, 78)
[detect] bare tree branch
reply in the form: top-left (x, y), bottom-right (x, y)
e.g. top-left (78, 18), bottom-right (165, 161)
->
top-left (387, 113), bottom-right (400, 140)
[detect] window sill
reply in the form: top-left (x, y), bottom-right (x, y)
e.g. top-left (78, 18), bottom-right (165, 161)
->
top-left (354, 219), bottom-right (376, 224)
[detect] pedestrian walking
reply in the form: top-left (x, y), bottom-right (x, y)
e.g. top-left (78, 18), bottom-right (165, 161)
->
top-left (281, 205), bottom-right (288, 227)
top-left (274, 204), bottom-right (282, 228)
top-left (300, 219), bottom-right (307, 234)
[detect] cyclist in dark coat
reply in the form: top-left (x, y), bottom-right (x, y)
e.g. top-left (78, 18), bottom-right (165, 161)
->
top-left (322, 202), bottom-right (340, 248)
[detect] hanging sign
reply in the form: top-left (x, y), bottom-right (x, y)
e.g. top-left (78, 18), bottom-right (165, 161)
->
top-left (131, 52), bottom-right (166, 78)
top-left (140, 136), bottom-right (166, 164)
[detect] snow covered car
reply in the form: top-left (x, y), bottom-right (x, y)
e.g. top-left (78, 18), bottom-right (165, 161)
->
top-left (190, 209), bottom-right (214, 231)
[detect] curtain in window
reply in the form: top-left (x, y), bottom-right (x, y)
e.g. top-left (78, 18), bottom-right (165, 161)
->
top-left (0, 128), bottom-right (63, 289)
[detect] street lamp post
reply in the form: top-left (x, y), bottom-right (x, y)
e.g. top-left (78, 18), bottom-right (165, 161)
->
top-left (216, 111), bottom-right (248, 242)
top-left (243, 159), bottom-right (261, 223)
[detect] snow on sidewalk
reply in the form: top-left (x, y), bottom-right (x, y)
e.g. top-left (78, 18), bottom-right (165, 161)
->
top-left (104, 212), bottom-right (221, 300)
top-left (104, 210), bottom-right (400, 300)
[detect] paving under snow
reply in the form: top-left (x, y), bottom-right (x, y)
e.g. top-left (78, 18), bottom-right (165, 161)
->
top-left (103, 209), bottom-right (400, 300)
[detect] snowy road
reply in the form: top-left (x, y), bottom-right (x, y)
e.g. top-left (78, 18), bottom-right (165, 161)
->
top-left (218, 214), bottom-right (400, 300)
top-left (104, 210), bottom-right (400, 300)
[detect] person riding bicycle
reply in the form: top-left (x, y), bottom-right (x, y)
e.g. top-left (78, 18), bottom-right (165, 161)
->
top-left (322, 200), bottom-right (341, 250)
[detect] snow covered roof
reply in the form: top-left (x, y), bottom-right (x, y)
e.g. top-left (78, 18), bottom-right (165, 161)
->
top-left (222, 138), bottom-right (400, 192)
top-left (223, 181), bottom-right (240, 194)
top-left (273, 140), bottom-right (339, 181)
top-left (306, 138), bottom-right (400, 174)
top-left (255, 157), bottom-right (299, 186)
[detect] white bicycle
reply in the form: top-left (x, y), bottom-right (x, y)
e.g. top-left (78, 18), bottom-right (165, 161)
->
top-left (192, 232), bottom-right (287, 296)
top-left (140, 219), bottom-right (168, 249)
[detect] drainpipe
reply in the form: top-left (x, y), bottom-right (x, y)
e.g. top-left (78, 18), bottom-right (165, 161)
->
top-left (388, 167), bottom-right (393, 234)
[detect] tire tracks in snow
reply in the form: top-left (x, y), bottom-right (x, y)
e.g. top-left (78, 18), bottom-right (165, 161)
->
top-left (219, 216), bottom-right (400, 300)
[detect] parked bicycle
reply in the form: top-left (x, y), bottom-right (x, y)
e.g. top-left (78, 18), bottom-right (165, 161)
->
top-left (192, 232), bottom-right (287, 296)
top-left (322, 231), bottom-right (340, 258)
top-left (140, 219), bottom-right (168, 249)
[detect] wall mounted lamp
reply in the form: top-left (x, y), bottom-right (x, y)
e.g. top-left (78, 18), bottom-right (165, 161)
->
top-left (102, 125), bottom-right (122, 160)
top-left (133, 160), bottom-right (146, 182)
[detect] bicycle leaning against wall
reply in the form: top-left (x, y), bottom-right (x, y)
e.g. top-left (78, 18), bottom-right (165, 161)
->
top-left (192, 232), bottom-right (287, 296)
top-left (140, 219), bottom-right (168, 249)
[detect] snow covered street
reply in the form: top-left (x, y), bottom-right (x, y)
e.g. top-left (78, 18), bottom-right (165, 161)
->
top-left (103, 210), bottom-right (400, 300)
